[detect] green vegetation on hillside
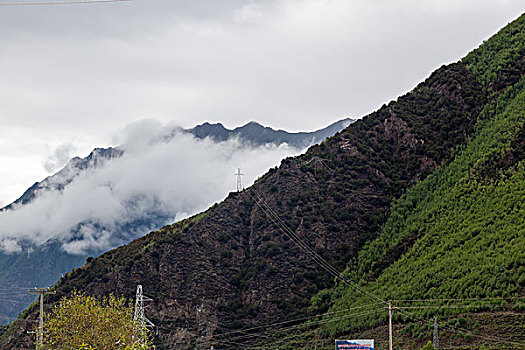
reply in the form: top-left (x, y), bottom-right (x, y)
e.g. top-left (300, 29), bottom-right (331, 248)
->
top-left (326, 76), bottom-right (525, 332)
top-left (316, 15), bottom-right (525, 349)
top-left (463, 13), bottom-right (525, 93)
top-left (2, 11), bottom-right (524, 350)
top-left (254, 13), bottom-right (525, 350)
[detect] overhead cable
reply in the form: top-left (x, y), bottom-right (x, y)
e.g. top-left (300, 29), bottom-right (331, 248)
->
top-left (0, 0), bottom-right (129, 5)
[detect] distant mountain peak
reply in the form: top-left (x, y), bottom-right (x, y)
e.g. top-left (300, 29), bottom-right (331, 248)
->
top-left (0, 117), bottom-right (354, 324)
top-left (190, 118), bottom-right (355, 147)
top-left (240, 121), bottom-right (263, 128)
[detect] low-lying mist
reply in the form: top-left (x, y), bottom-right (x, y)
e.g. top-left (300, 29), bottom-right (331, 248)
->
top-left (0, 120), bottom-right (304, 255)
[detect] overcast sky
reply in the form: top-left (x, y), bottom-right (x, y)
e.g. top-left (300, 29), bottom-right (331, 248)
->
top-left (0, 0), bottom-right (524, 206)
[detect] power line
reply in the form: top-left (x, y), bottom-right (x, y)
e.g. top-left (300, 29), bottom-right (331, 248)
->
top-left (198, 308), bottom-right (385, 348)
top-left (168, 299), bottom-right (522, 348)
top-left (0, 315), bottom-right (38, 323)
top-left (248, 188), bottom-right (385, 305)
top-left (0, 298), bottom-right (34, 304)
top-left (246, 188), bottom-right (524, 348)
top-left (394, 305), bottom-right (515, 310)
top-left (195, 302), bottom-right (384, 344)
top-left (251, 336), bottom-right (332, 350)
top-left (391, 302), bottom-right (525, 346)
top-left (205, 309), bottom-right (381, 345)
top-left (395, 308), bottom-right (525, 347)
top-left (0, 0), bottom-right (130, 5)
top-left (391, 296), bottom-right (525, 303)
top-left (0, 291), bottom-right (34, 296)
top-left (231, 305), bottom-right (524, 350)
top-left (244, 309), bottom-right (383, 350)
top-left (388, 300), bottom-right (525, 347)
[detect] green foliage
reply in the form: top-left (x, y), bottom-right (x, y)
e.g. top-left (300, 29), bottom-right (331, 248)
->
top-left (39, 291), bottom-right (152, 350)
top-left (463, 13), bottom-right (525, 93)
top-left (323, 75), bottom-right (525, 336)
top-left (4, 11), bottom-right (525, 350)
top-left (308, 289), bottom-right (331, 315)
top-left (419, 341), bottom-right (436, 350)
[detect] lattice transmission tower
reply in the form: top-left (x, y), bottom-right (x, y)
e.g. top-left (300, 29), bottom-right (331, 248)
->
top-left (433, 315), bottom-right (440, 349)
top-left (235, 168), bottom-right (244, 192)
top-left (133, 285), bottom-right (155, 344)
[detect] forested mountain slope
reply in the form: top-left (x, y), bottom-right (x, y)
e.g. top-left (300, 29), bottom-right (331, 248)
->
top-left (255, 14), bottom-right (525, 350)
top-left (1, 13), bottom-right (524, 350)
top-left (321, 75), bottom-right (525, 350)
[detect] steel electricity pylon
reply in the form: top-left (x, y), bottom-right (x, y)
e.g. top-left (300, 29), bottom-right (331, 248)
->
top-left (133, 285), bottom-right (155, 345)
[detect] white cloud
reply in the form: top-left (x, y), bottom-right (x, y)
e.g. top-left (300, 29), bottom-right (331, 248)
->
top-left (233, 3), bottom-right (267, 24)
top-left (0, 0), bottom-right (523, 204)
top-left (0, 239), bottom-right (22, 254)
top-left (0, 121), bottom-right (304, 255)
top-left (44, 142), bottom-right (78, 173)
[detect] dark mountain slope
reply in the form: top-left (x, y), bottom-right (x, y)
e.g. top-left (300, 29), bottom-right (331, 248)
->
top-left (250, 13), bottom-right (525, 350)
top-left (323, 76), bottom-right (525, 350)
top-left (1, 61), bottom-right (487, 349)
top-left (3, 13), bottom-right (524, 350)
top-left (0, 119), bottom-right (352, 325)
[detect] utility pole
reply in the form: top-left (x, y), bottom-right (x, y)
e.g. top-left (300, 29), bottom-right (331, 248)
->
top-left (235, 168), bottom-right (244, 192)
top-left (388, 301), bottom-right (393, 350)
top-left (433, 316), bottom-right (439, 349)
top-left (28, 287), bottom-right (56, 348)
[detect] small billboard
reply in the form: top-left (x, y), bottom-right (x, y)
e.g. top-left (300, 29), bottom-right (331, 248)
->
top-left (335, 339), bottom-right (374, 350)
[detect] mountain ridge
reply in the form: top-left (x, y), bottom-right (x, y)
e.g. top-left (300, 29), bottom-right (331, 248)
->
top-left (0, 118), bottom-right (353, 326)
top-left (2, 13), bottom-right (524, 350)
top-left (1, 118), bottom-right (353, 212)
top-left (190, 118), bottom-right (353, 148)
top-left (3, 60), bottom-right (491, 348)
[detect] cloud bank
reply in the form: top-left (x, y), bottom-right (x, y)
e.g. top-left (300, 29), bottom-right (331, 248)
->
top-left (44, 142), bottom-right (78, 173)
top-left (0, 120), bottom-right (303, 255)
top-left (0, 0), bottom-right (523, 205)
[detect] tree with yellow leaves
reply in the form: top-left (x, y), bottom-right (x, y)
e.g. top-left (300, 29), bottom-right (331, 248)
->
top-left (38, 290), bottom-right (153, 350)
